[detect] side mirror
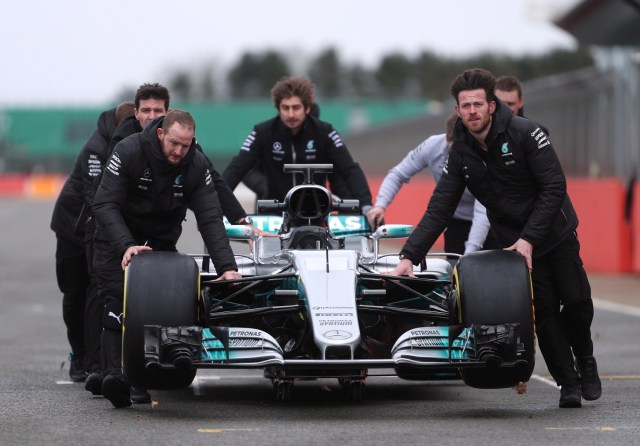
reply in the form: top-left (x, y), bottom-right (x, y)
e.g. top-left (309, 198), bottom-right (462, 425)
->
top-left (225, 224), bottom-right (257, 240)
top-left (362, 224), bottom-right (413, 265)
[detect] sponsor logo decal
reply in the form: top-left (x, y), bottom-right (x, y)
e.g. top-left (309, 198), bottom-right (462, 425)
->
top-left (411, 329), bottom-right (444, 336)
top-left (323, 330), bottom-right (352, 340)
top-left (240, 131), bottom-right (256, 152)
top-left (106, 152), bottom-right (121, 176)
top-left (328, 130), bottom-right (344, 148)
top-left (273, 142), bottom-right (283, 152)
top-left (108, 311), bottom-right (122, 324)
top-left (531, 128), bottom-right (551, 149)
top-left (88, 154), bottom-right (102, 177)
top-left (230, 330), bottom-right (263, 337)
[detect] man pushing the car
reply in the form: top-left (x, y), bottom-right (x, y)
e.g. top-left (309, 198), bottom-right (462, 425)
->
top-left (387, 68), bottom-right (601, 409)
top-left (92, 109), bottom-right (241, 408)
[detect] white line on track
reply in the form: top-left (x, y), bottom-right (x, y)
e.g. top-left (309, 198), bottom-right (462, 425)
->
top-left (593, 298), bottom-right (640, 317)
top-left (530, 374), bottom-right (559, 389)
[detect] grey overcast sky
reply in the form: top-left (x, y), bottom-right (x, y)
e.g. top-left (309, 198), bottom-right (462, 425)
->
top-left (1, 0), bottom-right (579, 106)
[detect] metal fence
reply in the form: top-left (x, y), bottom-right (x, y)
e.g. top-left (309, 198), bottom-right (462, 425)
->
top-left (350, 57), bottom-right (640, 180)
top-left (523, 50), bottom-right (640, 179)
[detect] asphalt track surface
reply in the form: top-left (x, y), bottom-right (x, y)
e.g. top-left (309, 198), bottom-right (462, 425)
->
top-left (1, 198), bottom-right (640, 446)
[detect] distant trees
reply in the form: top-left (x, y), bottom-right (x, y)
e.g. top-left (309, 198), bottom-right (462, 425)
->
top-left (160, 46), bottom-right (594, 102)
top-left (227, 51), bottom-right (290, 98)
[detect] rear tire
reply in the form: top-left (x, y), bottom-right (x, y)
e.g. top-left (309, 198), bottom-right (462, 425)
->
top-left (455, 250), bottom-right (535, 389)
top-left (122, 251), bottom-right (199, 389)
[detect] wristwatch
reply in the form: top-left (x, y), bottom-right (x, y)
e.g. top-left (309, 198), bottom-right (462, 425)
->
top-left (238, 216), bottom-right (252, 225)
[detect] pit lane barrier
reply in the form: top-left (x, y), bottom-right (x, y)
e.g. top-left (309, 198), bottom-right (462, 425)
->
top-left (1, 174), bottom-right (638, 274)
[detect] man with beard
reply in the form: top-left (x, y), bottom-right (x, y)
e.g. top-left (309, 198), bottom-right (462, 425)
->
top-left (222, 76), bottom-right (372, 214)
top-left (92, 110), bottom-right (241, 408)
top-left (387, 68), bottom-right (601, 409)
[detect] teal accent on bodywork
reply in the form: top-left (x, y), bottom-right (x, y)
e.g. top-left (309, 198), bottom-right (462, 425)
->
top-left (202, 328), bottom-right (229, 361)
top-left (377, 224), bottom-right (413, 238)
top-left (225, 225), bottom-right (253, 239)
top-left (224, 215), bottom-right (372, 237)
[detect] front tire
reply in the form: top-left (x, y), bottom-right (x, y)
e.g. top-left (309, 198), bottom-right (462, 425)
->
top-left (122, 251), bottom-right (199, 389)
top-left (455, 250), bottom-right (535, 389)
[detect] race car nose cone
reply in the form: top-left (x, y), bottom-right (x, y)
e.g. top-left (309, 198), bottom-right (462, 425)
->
top-left (323, 330), bottom-right (352, 340)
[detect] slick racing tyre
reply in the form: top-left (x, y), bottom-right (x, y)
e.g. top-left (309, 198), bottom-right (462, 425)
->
top-left (455, 250), bottom-right (535, 389)
top-left (123, 251), bottom-right (199, 389)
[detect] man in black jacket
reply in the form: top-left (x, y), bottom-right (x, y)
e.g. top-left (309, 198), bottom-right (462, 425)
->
top-left (84, 84), bottom-right (260, 403)
top-left (389, 68), bottom-right (600, 409)
top-left (92, 110), bottom-right (241, 408)
top-left (110, 83), bottom-right (251, 225)
top-left (222, 76), bottom-right (372, 212)
top-left (50, 103), bottom-right (133, 383)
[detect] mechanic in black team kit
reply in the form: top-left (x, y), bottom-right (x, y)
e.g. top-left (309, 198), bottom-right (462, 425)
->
top-left (50, 104), bottom-right (132, 383)
top-left (388, 68), bottom-right (601, 409)
top-left (107, 84), bottom-right (256, 228)
top-left (92, 110), bottom-right (241, 408)
top-left (86, 84), bottom-right (259, 406)
top-left (222, 76), bottom-right (373, 213)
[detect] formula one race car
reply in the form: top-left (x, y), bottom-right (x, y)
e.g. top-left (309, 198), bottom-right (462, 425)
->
top-left (121, 164), bottom-right (535, 401)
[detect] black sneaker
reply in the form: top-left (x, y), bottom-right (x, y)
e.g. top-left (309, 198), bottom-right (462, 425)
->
top-left (130, 386), bottom-right (152, 404)
top-left (577, 355), bottom-right (602, 401)
top-left (68, 354), bottom-right (87, 383)
top-left (102, 375), bottom-right (132, 408)
top-left (85, 372), bottom-right (103, 396)
top-left (559, 384), bottom-right (582, 408)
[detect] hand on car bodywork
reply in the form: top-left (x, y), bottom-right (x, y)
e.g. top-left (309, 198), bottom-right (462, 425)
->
top-left (385, 258), bottom-right (416, 278)
top-left (504, 238), bottom-right (533, 270)
top-left (121, 245), bottom-right (153, 270)
top-left (216, 269), bottom-right (243, 287)
top-left (250, 224), bottom-right (275, 238)
top-left (216, 270), bottom-right (242, 281)
top-left (366, 206), bottom-right (385, 231)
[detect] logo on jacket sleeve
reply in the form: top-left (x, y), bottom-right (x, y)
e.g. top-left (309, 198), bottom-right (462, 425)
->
top-left (241, 131), bottom-right (256, 152)
top-left (531, 128), bottom-right (551, 149)
top-left (106, 152), bottom-right (121, 176)
top-left (88, 154), bottom-right (102, 177)
top-left (329, 130), bottom-right (344, 148)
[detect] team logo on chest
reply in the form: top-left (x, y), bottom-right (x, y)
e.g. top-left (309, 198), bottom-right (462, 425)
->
top-left (137, 167), bottom-right (152, 190)
top-left (272, 141), bottom-right (284, 161)
top-left (173, 174), bottom-right (184, 197)
top-left (500, 142), bottom-right (515, 166)
top-left (305, 140), bottom-right (316, 160)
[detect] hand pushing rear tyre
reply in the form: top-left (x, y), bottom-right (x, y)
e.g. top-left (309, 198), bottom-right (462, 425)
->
top-left (454, 250), bottom-right (535, 388)
top-left (122, 251), bottom-right (199, 389)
